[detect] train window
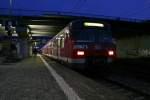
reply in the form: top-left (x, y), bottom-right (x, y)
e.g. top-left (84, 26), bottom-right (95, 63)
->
top-left (71, 28), bottom-right (112, 43)
top-left (60, 33), bottom-right (65, 48)
top-left (51, 42), bottom-right (53, 47)
top-left (66, 33), bottom-right (69, 38)
top-left (57, 37), bottom-right (61, 47)
top-left (60, 38), bottom-right (65, 48)
top-left (53, 39), bottom-right (57, 47)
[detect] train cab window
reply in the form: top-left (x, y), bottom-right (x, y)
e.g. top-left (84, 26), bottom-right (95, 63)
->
top-left (71, 28), bottom-right (112, 43)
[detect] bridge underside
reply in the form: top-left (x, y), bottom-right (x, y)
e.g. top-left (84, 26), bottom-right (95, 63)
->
top-left (0, 15), bottom-right (149, 39)
top-left (0, 15), bottom-right (150, 58)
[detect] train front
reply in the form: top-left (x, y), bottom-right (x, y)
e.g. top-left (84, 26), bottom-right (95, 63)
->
top-left (70, 21), bottom-right (116, 68)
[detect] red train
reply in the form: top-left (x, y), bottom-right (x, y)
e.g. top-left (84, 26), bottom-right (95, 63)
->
top-left (42, 19), bottom-right (116, 69)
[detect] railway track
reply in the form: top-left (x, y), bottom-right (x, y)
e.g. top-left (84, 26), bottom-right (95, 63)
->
top-left (77, 67), bottom-right (150, 100)
top-left (44, 56), bottom-right (150, 100)
top-left (95, 75), bottom-right (150, 100)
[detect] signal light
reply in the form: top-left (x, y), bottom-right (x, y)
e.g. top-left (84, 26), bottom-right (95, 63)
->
top-left (108, 50), bottom-right (114, 56)
top-left (77, 51), bottom-right (84, 56)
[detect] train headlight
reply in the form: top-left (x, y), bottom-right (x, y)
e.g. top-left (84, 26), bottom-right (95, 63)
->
top-left (108, 50), bottom-right (114, 56)
top-left (77, 51), bottom-right (84, 56)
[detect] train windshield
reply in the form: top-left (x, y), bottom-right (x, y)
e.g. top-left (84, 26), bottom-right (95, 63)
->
top-left (71, 28), bottom-right (113, 43)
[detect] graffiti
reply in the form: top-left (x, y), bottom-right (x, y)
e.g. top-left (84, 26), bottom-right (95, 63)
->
top-left (126, 49), bottom-right (150, 57)
top-left (139, 49), bottom-right (150, 56)
top-left (126, 49), bottom-right (138, 56)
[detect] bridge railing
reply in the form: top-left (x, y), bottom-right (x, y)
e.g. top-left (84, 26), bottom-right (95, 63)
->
top-left (0, 8), bottom-right (143, 22)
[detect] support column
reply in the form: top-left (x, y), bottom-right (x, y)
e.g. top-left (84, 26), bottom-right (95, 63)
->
top-left (16, 25), bottom-right (30, 59)
top-left (19, 38), bottom-right (29, 58)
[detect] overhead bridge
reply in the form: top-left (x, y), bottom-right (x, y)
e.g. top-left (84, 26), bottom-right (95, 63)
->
top-left (0, 13), bottom-right (150, 58)
top-left (0, 12), bottom-right (149, 38)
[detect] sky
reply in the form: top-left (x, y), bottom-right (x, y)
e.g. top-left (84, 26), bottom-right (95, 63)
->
top-left (0, 0), bottom-right (150, 20)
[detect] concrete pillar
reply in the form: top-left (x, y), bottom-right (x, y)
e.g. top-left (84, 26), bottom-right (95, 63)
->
top-left (19, 39), bottom-right (29, 58)
top-left (29, 45), bottom-right (33, 56)
top-left (16, 26), bottom-right (30, 58)
top-left (16, 39), bottom-right (33, 59)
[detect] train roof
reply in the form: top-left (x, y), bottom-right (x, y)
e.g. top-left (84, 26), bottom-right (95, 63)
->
top-left (71, 19), bottom-right (109, 24)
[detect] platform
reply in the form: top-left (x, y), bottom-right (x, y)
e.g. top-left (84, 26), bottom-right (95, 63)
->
top-left (0, 55), bottom-right (129, 100)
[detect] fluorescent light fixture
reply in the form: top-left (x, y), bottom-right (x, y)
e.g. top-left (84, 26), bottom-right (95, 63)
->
top-left (31, 34), bottom-right (50, 36)
top-left (28, 25), bottom-right (52, 29)
top-left (31, 30), bottom-right (50, 34)
top-left (84, 22), bottom-right (104, 27)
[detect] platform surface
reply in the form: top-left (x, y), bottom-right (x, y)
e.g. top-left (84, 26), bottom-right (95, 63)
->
top-left (0, 55), bottom-right (129, 100)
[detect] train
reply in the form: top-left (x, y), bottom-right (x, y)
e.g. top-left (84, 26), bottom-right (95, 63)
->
top-left (42, 19), bottom-right (116, 69)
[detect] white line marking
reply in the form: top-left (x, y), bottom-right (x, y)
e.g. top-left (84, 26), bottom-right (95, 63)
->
top-left (39, 55), bottom-right (82, 100)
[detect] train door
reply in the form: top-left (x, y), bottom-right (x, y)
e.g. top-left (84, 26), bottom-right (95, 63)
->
top-left (57, 36), bottom-right (60, 59)
top-left (52, 39), bottom-right (58, 59)
top-left (65, 32), bottom-right (69, 62)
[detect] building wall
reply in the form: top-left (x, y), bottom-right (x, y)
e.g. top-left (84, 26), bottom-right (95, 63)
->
top-left (117, 35), bottom-right (150, 58)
